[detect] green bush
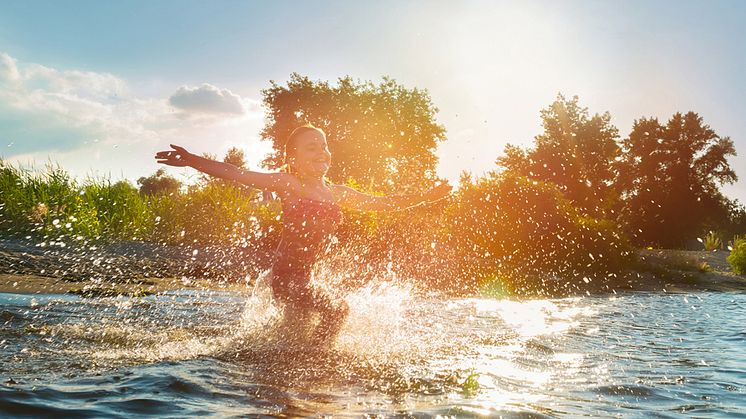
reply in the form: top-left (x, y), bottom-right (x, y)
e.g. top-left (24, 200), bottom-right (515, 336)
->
top-left (83, 179), bottom-right (154, 240)
top-left (727, 237), bottom-right (746, 275)
top-left (443, 172), bottom-right (632, 291)
top-left (147, 181), bottom-right (280, 246)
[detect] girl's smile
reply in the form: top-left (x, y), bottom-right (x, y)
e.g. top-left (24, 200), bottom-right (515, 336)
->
top-left (288, 129), bottom-right (332, 178)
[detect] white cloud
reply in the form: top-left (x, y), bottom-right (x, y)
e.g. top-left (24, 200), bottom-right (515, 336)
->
top-left (169, 83), bottom-right (247, 115)
top-left (22, 63), bottom-right (129, 101)
top-left (0, 52), bottom-right (267, 183)
top-left (0, 53), bottom-right (20, 83)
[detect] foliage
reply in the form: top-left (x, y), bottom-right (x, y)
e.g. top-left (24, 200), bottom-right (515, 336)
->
top-left (496, 94), bottom-right (620, 217)
top-left (722, 201), bottom-right (746, 241)
top-left (443, 172), bottom-right (632, 291)
top-left (0, 161), bottom-right (101, 239)
top-left (616, 112), bottom-right (737, 247)
top-left (461, 372), bottom-right (480, 396)
top-left (148, 181), bottom-right (280, 247)
top-left (0, 160), bottom-right (279, 247)
top-left (260, 74), bottom-right (446, 193)
top-left (727, 237), bottom-right (746, 275)
top-left (137, 168), bottom-right (182, 196)
top-left (701, 231), bottom-right (722, 251)
top-left (223, 147), bottom-right (247, 169)
top-left (83, 179), bottom-right (153, 240)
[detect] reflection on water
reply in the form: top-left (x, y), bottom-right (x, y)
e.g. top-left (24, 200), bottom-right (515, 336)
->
top-left (1, 283), bottom-right (745, 417)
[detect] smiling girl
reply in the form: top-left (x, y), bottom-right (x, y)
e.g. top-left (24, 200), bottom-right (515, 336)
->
top-left (155, 125), bottom-right (451, 343)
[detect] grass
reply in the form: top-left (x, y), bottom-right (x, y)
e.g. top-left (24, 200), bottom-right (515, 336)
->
top-left (702, 231), bottom-right (722, 251)
top-left (0, 160), bottom-right (279, 245)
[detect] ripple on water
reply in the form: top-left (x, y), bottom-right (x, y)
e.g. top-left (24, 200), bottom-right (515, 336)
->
top-left (1, 290), bottom-right (746, 417)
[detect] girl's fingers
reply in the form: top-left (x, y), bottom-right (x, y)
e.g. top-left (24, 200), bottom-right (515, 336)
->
top-left (155, 151), bottom-right (186, 160)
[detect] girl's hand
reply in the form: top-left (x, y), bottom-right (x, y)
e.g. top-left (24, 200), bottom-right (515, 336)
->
top-left (155, 144), bottom-right (193, 167)
top-left (423, 181), bottom-right (452, 203)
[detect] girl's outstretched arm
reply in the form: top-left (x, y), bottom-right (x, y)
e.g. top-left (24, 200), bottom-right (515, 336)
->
top-left (332, 182), bottom-right (452, 211)
top-left (155, 144), bottom-right (298, 193)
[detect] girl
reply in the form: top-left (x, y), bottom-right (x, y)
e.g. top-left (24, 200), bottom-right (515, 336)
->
top-left (155, 125), bottom-right (451, 343)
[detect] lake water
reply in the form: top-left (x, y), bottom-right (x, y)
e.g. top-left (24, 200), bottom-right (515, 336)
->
top-left (1, 281), bottom-right (745, 417)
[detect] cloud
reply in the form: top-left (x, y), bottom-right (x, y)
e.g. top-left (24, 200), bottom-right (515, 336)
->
top-left (0, 53), bottom-right (263, 158)
top-left (0, 58), bottom-right (156, 155)
top-left (0, 52), bottom-right (267, 184)
top-left (23, 63), bottom-right (129, 101)
top-left (169, 83), bottom-right (247, 115)
top-left (0, 53), bottom-right (20, 83)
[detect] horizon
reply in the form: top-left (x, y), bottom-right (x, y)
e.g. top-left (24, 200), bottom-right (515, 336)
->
top-left (1, 0), bottom-right (745, 202)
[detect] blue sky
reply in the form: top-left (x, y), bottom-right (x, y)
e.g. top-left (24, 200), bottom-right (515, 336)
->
top-left (1, 0), bottom-right (745, 202)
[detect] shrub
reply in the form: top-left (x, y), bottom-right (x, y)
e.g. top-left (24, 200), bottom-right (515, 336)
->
top-left (701, 231), bottom-right (722, 251)
top-left (83, 179), bottom-right (154, 240)
top-left (443, 172), bottom-right (632, 292)
top-left (147, 182), bottom-right (279, 246)
top-left (727, 237), bottom-right (746, 275)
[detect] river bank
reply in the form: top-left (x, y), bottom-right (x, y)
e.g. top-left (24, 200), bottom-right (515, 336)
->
top-left (621, 248), bottom-right (746, 293)
top-left (0, 237), bottom-right (744, 296)
top-left (0, 237), bottom-right (271, 296)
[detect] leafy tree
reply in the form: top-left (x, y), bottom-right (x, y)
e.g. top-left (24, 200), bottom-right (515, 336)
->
top-left (616, 112), bottom-right (737, 247)
top-left (260, 74), bottom-right (446, 192)
top-left (137, 168), bottom-right (181, 196)
top-left (223, 147), bottom-right (247, 169)
top-left (497, 94), bottom-right (620, 217)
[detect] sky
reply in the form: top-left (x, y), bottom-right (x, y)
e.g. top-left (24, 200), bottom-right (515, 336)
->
top-left (1, 0), bottom-right (745, 202)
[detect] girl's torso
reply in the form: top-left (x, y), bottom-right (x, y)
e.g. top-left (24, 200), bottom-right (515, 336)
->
top-left (273, 196), bottom-right (343, 276)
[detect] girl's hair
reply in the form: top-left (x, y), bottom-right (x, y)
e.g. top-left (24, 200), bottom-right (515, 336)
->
top-left (283, 124), bottom-right (326, 173)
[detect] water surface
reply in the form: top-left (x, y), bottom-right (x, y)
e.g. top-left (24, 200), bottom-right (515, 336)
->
top-left (1, 283), bottom-right (745, 417)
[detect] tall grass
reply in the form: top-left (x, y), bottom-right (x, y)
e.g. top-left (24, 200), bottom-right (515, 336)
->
top-left (1, 161), bottom-right (101, 240)
top-left (0, 160), bottom-right (279, 246)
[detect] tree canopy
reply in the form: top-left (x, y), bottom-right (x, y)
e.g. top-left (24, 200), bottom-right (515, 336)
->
top-left (260, 74), bottom-right (446, 192)
top-left (616, 112), bottom-right (737, 247)
top-left (137, 168), bottom-right (181, 196)
top-left (496, 94), bottom-right (620, 217)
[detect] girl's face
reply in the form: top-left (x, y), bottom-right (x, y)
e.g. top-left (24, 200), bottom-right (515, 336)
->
top-left (288, 129), bottom-right (332, 178)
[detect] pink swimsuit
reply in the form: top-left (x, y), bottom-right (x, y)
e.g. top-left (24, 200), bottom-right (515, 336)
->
top-left (271, 198), bottom-right (343, 308)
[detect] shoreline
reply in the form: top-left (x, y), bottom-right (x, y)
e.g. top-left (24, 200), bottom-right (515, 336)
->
top-left (624, 248), bottom-right (746, 293)
top-left (0, 273), bottom-right (252, 296)
top-left (1, 237), bottom-right (744, 297)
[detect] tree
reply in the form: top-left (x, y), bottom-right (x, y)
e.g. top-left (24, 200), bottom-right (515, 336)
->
top-left (616, 112), bottom-right (737, 247)
top-left (137, 168), bottom-right (181, 196)
top-left (260, 74), bottom-right (447, 192)
top-left (223, 147), bottom-right (247, 169)
top-left (200, 147), bottom-right (259, 199)
top-left (497, 94), bottom-right (620, 217)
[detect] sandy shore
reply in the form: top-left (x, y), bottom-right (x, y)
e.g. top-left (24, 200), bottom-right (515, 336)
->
top-left (0, 273), bottom-right (252, 295)
top-left (1, 236), bottom-right (744, 296)
top-left (0, 237), bottom-right (270, 296)
top-left (620, 249), bottom-right (746, 293)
